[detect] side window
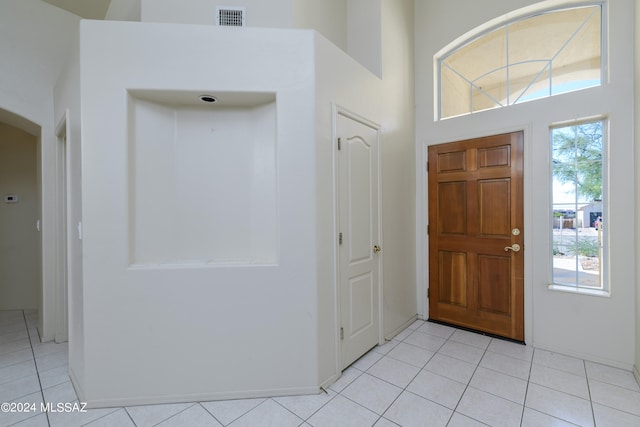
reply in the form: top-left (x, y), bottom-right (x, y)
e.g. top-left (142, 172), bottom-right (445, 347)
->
top-left (437, 3), bottom-right (603, 120)
top-left (551, 120), bottom-right (606, 291)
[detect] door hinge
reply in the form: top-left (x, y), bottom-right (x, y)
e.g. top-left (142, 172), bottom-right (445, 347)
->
top-left (427, 288), bottom-right (430, 299)
top-left (340, 327), bottom-right (344, 340)
top-left (338, 137), bottom-right (342, 151)
top-left (427, 224), bottom-right (430, 235)
top-left (339, 232), bottom-right (343, 245)
top-left (426, 161), bottom-right (429, 172)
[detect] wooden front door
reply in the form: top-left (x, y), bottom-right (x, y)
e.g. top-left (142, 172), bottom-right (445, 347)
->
top-left (428, 132), bottom-right (524, 341)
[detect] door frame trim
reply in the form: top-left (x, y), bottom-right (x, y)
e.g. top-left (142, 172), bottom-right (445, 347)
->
top-left (54, 110), bottom-right (70, 343)
top-left (418, 123), bottom-right (534, 343)
top-left (332, 103), bottom-right (384, 371)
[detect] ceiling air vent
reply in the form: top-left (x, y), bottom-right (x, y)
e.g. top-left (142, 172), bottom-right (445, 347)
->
top-left (216, 6), bottom-right (246, 27)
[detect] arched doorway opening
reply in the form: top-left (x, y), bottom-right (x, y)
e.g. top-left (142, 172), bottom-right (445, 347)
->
top-left (0, 107), bottom-right (44, 336)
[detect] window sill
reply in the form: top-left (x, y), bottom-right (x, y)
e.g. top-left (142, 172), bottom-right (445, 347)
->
top-left (547, 283), bottom-right (610, 298)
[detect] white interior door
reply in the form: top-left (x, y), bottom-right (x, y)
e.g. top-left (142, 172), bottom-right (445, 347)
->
top-left (337, 109), bottom-right (381, 369)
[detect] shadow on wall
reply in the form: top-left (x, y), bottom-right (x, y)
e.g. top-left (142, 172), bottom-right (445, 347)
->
top-left (0, 119), bottom-right (39, 310)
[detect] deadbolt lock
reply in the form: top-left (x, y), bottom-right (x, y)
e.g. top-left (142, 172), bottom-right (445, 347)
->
top-left (512, 228), bottom-right (521, 236)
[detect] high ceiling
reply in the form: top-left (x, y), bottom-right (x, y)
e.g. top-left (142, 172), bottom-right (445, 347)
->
top-left (40, 0), bottom-right (111, 20)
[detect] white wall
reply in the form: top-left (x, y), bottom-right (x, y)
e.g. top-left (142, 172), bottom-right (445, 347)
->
top-left (292, 0), bottom-right (347, 51)
top-left (416, 0), bottom-right (636, 369)
top-left (379, 0), bottom-right (416, 337)
top-left (141, 0), bottom-right (293, 27)
top-left (0, 0), bottom-right (80, 341)
top-left (128, 97), bottom-right (278, 265)
top-left (290, 0), bottom-right (384, 78)
top-left (140, 0), bottom-right (385, 79)
top-left (0, 124), bottom-right (38, 310)
top-left (347, 0), bottom-right (382, 77)
top-left (105, 0), bottom-right (141, 21)
top-left (77, 20), bottom-right (321, 406)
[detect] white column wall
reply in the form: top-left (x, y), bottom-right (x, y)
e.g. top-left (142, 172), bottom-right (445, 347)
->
top-left (78, 21), bottom-right (320, 406)
top-left (416, 0), bottom-right (636, 368)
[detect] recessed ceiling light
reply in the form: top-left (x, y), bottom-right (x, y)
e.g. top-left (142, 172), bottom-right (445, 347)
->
top-left (199, 95), bottom-right (218, 103)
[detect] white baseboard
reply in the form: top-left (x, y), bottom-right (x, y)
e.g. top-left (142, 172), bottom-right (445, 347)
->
top-left (80, 385), bottom-right (321, 409)
top-left (385, 315), bottom-right (419, 341)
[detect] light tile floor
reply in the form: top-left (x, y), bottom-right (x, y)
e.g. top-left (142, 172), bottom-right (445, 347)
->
top-left (2, 310), bottom-right (640, 426)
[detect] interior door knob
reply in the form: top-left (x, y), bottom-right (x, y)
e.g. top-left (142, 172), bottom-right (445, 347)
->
top-left (373, 245), bottom-right (381, 254)
top-left (504, 243), bottom-right (521, 252)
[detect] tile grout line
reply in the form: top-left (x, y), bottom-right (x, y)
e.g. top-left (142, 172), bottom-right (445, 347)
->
top-left (322, 321), bottom-right (449, 426)
top-left (397, 327), bottom-right (504, 425)
top-left (324, 369), bottom-right (388, 423)
top-left (194, 401), bottom-right (232, 427)
top-left (146, 402), bottom-right (197, 427)
top-left (302, 368), bottom-right (367, 424)
top-left (416, 330), bottom-right (463, 426)
top-left (198, 401), bottom-right (229, 426)
top-left (584, 358), bottom-right (597, 427)
top-left (519, 346), bottom-right (536, 427)
top-left (527, 350), bottom-right (600, 427)
top-left (121, 406), bottom-right (138, 426)
top-left (444, 335), bottom-right (493, 426)
top-left (586, 379), bottom-right (640, 418)
top-left (374, 326), bottom-right (458, 426)
top-left (265, 398), bottom-right (309, 426)
top-left (21, 309), bottom-right (51, 427)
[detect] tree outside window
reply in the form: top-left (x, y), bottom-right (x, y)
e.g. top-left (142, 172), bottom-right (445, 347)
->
top-left (551, 120), bottom-right (605, 290)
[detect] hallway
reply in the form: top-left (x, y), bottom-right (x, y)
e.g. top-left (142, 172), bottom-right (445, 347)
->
top-left (1, 310), bottom-right (639, 426)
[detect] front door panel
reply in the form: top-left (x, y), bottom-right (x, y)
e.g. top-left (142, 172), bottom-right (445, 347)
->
top-left (428, 132), bottom-right (524, 341)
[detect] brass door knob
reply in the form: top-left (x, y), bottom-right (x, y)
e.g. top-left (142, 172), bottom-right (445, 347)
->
top-left (373, 245), bottom-right (382, 253)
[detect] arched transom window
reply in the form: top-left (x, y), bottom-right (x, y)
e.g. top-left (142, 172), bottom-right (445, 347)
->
top-left (437, 3), bottom-right (603, 120)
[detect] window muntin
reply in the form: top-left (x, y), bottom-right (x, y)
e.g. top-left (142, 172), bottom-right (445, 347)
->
top-left (551, 120), bottom-right (606, 291)
top-left (438, 4), bottom-right (602, 119)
